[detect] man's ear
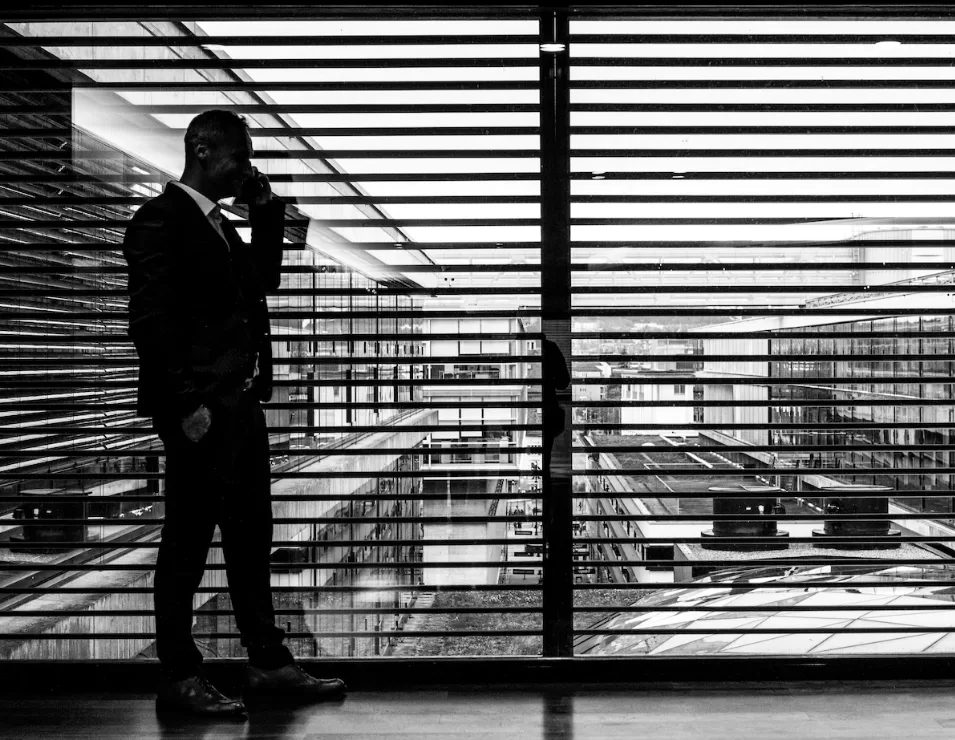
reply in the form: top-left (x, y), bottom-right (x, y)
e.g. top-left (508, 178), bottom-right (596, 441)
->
top-left (193, 140), bottom-right (210, 168)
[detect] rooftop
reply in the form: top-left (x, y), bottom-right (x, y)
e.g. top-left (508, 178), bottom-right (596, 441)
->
top-left (576, 563), bottom-right (955, 658)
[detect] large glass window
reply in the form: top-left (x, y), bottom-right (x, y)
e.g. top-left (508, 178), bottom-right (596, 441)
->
top-left (2, 8), bottom-right (955, 667)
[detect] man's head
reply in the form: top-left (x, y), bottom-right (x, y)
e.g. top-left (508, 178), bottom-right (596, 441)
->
top-left (182, 110), bottom-right (254, 201)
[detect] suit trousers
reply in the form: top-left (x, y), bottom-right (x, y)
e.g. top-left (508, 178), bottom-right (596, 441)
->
top-left (153, 389), bottom-right (292, 679)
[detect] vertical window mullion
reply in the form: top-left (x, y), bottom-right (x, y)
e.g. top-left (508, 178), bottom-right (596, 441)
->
top-left (540, 7), bottom-right (574, 659)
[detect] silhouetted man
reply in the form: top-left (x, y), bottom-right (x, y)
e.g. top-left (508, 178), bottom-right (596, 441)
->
top-left (123, 110), bottom-right (344, 716)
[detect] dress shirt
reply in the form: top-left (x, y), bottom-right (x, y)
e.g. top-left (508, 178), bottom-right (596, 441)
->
top-left (169, 181), bottom-right (229, 251)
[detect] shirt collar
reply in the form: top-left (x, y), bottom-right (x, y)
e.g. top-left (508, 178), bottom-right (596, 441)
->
top-left (170, 180), bottom-right (220, 218)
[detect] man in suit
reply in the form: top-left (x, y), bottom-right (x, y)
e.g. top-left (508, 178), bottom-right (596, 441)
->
top-left (123, 110), bottom-right (345, 716)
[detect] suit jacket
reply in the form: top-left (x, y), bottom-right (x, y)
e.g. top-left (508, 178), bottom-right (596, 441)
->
top-left (122, 183), bottom-right (285, 419)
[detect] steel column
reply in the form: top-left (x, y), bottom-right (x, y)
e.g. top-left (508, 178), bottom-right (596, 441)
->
top-left (540, 7), bottom-right (573, 658)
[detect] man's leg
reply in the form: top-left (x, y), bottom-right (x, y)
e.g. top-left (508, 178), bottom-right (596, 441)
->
top-left (217, 396), bottom-right (291, 668)
top-left (218, 394), bottom-right (346, 700)
top-left (154, 415), bottom-right (220, 680)
top-left (153, 405), bottom-right (249, 716)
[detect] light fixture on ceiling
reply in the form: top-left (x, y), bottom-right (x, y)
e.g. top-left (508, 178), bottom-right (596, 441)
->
top-left (591, 171), bottom-right (606, 180)
top-left (540, 43), bottom-right (566, 53)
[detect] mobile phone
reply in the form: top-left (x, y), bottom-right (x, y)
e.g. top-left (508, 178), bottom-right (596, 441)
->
top-left (240, 174), bottom-right (265, 204)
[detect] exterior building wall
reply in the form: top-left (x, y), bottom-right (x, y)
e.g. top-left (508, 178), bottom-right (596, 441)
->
top-left (0, 418), bottom-right (434, 660)
top-left (699, 292), bottom-right (955, 522)
top-left (620, 382), bottom-right (694, 434)
top-left (419, 315), bottom-right (529, 586)
top-left (857, 228), bottom-right (955, 287)
top-left (699, 336), bottom-right (771, 446)
top-left (770, 318), bottom-right (955, 517)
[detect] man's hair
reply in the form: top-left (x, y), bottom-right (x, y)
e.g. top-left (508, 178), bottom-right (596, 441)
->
top-left (183, 110), bottom-right (249, 167)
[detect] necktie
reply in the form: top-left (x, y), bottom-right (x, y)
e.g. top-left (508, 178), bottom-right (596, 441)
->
top-left (210, 205), bottom-right (229, 251)
top-left (213, 203), bottom-right (255, 387)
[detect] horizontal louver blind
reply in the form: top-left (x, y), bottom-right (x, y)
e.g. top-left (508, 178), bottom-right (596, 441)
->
top-left (569, 15), bottom-right (955, 658)
top-left (0, 6), bottom-right (954, 667)
top-left (0, 14), bottom-right (548, 660)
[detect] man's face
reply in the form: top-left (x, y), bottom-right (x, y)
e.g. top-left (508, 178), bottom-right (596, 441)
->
top-left (204, 129), bottom-right (254, 200)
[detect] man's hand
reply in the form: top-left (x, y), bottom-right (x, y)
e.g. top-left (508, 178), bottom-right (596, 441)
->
top-left (240, 166), bottom-right (272, 207)
top-left (182, 404), bottom-right (212, 442)
top-left (242, 358), bottom-right (260, 391)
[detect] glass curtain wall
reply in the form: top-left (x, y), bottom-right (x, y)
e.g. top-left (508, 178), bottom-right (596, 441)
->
top-left (3, 7), bottom-right (955, 666)
top-left (770, 318), bottom-right (955, 516)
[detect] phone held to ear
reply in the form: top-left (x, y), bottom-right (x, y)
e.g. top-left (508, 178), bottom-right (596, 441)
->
top-left (241, 175), bottom-right (265, 204)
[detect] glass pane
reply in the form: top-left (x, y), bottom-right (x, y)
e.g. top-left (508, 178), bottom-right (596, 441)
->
top-left (0, 16), bottom-right (542, 661)
top-left (570, 16), bottom-right (955, 658)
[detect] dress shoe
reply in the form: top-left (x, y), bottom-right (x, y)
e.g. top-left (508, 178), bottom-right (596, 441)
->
top-left (243, 663), bottom-right (346, 701)
top-left (156, 674), bottom-right (247, 716)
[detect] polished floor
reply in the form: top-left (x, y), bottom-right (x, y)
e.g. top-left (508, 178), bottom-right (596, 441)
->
top-left (4, 680), bottom-right (955, 739)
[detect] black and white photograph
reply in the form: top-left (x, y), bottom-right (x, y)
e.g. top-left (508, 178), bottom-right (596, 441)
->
top-left (1, 4), bottom-right (955, 738)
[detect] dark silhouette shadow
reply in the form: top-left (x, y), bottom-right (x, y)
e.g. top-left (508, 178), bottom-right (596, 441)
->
top-left (543, 691), bottom-right (574, 740)
top-left (541, 337), bottom-right (571, 474)
top-left (156, 695), bottom-right (347, 739)
top-left (156, 707), bottom-right (246, 738)
top-left (245, 697), bottom-right (347, 737)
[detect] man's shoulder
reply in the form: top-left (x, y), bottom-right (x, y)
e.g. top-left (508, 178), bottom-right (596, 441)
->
top-left (123, 188), bottom-right (189, 255)
top-left (129, 185), bottom-right (186, 225)
top-left (126, 186), bottom-right (195, 241)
